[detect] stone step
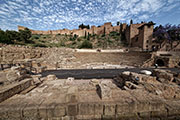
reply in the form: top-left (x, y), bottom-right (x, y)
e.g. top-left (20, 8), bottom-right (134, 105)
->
top-left (20, 85), bottom-right (37, 94)
top-left (0, 79), bottom-right (33, 103)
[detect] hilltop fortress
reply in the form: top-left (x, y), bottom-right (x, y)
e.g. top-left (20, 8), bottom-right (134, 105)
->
top-left (18, 22), bottom-right (154, 50)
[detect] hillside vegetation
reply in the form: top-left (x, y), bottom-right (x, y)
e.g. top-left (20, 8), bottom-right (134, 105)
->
top-left (28, 31), bottom-right (127, 49)
top-left (0, 28), bottom-right (128, 49)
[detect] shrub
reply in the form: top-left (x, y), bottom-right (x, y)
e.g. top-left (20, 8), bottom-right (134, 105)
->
top-left (110, 31), bottom-right (119, 36)
top-left (32, 35), bottom-right (40, 39)
top-left (78, 40), bottom-right (92, 49)
top-left (33, 43), bottom-right (47, 47)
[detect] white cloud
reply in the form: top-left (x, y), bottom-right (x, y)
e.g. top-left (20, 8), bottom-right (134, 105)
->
top-left (139, 14), bottom-right (149, 20)
top-left (0, 10), bottom-right (7, 15)
top-left (0, 0), bottom-right (179, 30)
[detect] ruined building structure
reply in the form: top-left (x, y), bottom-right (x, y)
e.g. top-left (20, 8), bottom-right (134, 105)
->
top-left (18, 22), bottom-right (154, 50)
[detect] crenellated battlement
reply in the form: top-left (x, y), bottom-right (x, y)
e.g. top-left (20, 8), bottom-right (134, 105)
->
top-left (18, 22), bottom-right (125, 37)
top-left (18, 22), bottom-right (154, 50)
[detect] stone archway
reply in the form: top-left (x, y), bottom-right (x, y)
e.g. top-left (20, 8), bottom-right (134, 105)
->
top-left (156, 59), bottom-right (165, 66)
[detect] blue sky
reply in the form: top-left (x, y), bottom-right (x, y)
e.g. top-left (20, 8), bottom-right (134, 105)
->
top-left (0, 0), bottom-right (180, 31)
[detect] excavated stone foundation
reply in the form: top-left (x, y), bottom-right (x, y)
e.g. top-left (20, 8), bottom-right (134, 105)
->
top-left (0, 68), bottom-right (180, 120)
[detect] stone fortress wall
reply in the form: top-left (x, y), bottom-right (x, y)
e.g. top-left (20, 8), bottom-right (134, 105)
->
top-left (18, 22), bottom-right (123, 37)
top-left (18, 22), bottom-right (154, 51)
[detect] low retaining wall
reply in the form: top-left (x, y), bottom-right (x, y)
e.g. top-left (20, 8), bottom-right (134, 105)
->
top-left (74, 49), bottom-right (125, 53)
top-left (0, 79), bottom-right (33, 103)
top-left (0, 100), bottom-right (180, 119)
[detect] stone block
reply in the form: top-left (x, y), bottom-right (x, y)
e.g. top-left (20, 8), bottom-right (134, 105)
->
top-left (6, 70), bottom-right (19, 82)
top-left (130, 72), bottom-right (157, 84)
top-left (102, 115), bottom-right (116, 120)
top-left (138, 111), bottom-right (150, 118)
top-left (127, 101), bottom-right (138, 113)
top-left (8, 108), bottom-right (22, 119)
top-left (167, 109), bottom-right (180, 117)
top-left (66, 77), bottom-right (75, 85)
top-left (76, 115), bottom-right (101, 120)
top-left (149, 101), bottom-right (165, 111)
top-left (47, 105), bottom-right (55, 118)
top-left (62, 116), bottom-right (74, 120)
top-left (0, 109), bottom-right (8, 119)
top-left (31, 74), bottom-right (42, 85)
top-left (97, 81), bottom-right (112, 100)
top-left (78, 103), bottom-right (94, 115)
top-left (153, 69), bottom-right (174, 82)
top-left (89, 79), bottom-right (100, 86)
top-left (51, 117), bottom-right (62, 120)
top-left (23, 106), bottom-right (38, 118)
top-left (47, 74), bottom-right (57, 81)
top-left (136, 101), bottom-right (151, 112)
top-left (117, 103), bottom-right (130, 115)
top-left (94, 104), bottom-right (103, 115)
top-left (67, 104), bottom-right (77, 116)
top-left (54, 105), bottom-right (66, 117)
top-left (104, 104), bottom-right (116, 116)
top-left (0, 79), bottom-right (32, 103)
top-left (11, 66), bottom-right (21, 71)
top-left (67, 86), bottom-right (78, 94)
top-left (38, 105), bottom-right (47, 118)
top-left (116, 113), bottom-right (139, 120)
top-left (150, 110), bottom-right (167, 118)
top-left (66, 94), bottom-right (78, 103)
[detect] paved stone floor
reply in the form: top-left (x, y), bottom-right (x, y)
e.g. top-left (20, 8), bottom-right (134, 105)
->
top-left (1, 78), bottom-right (180, 119)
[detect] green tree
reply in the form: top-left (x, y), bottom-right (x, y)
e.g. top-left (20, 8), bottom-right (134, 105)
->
top-left (84, 31), bottom-right (87, 38)
top-left (103, 27), bottom-right (106, 36)
top-left (79, 24), bottom-right (90, 29)
top-left (6, 30), bottom-right (20, 43)
top-left (130, 19), bottom-right (133, 24)
top-left (19, 28), bottom-right (32, 43)
top-left (117, 21), bottom-right (120, 26)
top-left (0, 29), bottom-right (11, 44)
top-left (87, 32), bottom-right (90, 40)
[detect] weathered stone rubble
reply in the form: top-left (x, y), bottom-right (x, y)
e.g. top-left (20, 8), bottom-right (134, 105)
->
top-left (0, 45), bottom-right (151, 70)
top-left (0, 66), bottom-right (30, 85)
top-left (0, 66), bottom-right (46, 103)
top-left (143, 51), bottom-right (180, 68)
top-left (0, 68), bottom-right (180, 119)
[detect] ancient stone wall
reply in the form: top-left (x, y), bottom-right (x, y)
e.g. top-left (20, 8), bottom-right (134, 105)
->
top-left (0, 45), bottom-right (44, 64)
top-left (0, 45), bottom-right (151, 70)
top-left (18, 22), bottom-right (154, 50)
top-left (129, 23), bottom-right (154, 51)
top-left (1, 69), bottom-right (180, 119)
top-left (18, 26), bottom-right (26, 31)
top-left (129, 23), bottom-right (144, 47)
top-left (142, 52), bottom-right (180, 68)
top-left (125, 26), bottom-right (130, 43)
top-left (18, 22), bottom-right (124, 37)
top-left (142, 25), bottom-right (154, 50)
